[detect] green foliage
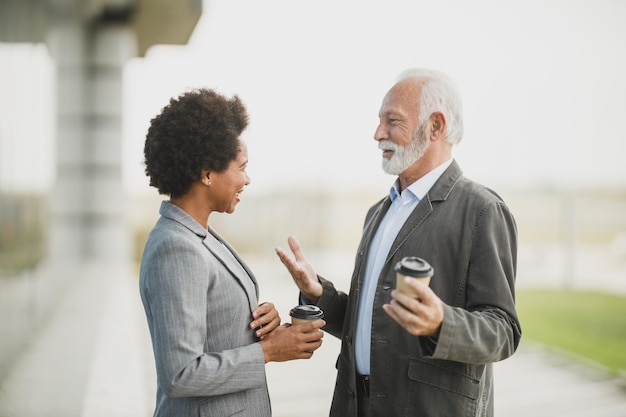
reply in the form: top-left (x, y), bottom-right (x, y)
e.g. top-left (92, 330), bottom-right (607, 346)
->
top-left (517, 289), bottom-right (626, 374)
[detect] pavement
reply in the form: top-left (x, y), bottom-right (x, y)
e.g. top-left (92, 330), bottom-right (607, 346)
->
top-left (0, 257), bottom-right (625, 417)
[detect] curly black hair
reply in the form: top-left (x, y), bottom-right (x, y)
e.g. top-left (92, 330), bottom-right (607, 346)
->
top-left (143, 88), bottom-right (249, 198)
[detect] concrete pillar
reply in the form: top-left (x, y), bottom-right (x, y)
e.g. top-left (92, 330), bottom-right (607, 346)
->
top-left (47, 17), bottom-right (134, 263)
top-left (84, 24), bottom-right (135, 262)
top-left (47, 20), bottom-right (87, 263)
top-left (0, 0), bottom-right (201, 401)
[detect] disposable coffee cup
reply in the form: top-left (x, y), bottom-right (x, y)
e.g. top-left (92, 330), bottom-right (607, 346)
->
top-left (289, 305), bottom-right (324, 328)
top-left (394, 256), bottom-right (434, 297)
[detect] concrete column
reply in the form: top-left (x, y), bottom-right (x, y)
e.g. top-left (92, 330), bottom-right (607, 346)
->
top-left (84, 23), bottom-right (135, 262)
top-left (47, 18), bottom-right (134, 264)
top-left (47, 20), bottom-right (88, 263)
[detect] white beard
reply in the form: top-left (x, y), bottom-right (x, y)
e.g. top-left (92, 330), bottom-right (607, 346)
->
top-left (379, 125), bottom-right (430, 175)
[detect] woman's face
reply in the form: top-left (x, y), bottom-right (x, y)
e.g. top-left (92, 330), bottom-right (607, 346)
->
top-left (208, 141), bottom-right (251, 214)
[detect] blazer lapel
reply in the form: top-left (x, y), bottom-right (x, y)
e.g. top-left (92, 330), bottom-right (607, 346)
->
top-left (158, 201), bottom-right (259, 312)
top-left (386, 196), bottom-right (433, 262)
top-left (355, 196), bottom-right (392, 287)
top-left (385, 160), bottom-right (463, 263)
top-left (364, 197), bottom-right (392, 253)
top-left (204, 227), bottom-right (259, 311)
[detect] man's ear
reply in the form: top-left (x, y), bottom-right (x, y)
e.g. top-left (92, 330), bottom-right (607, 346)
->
top-left (429, 112), bottom-right (446, 141)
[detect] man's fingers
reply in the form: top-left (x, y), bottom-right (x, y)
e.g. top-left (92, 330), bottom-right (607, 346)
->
top-left (275, 247), bottom-right (291, 266)
top-left (384, 287), bottom-right (444, 337)
top-left (287, 235), bottom-right (299, 251)
top-left (382, 303), bottom-right (402, 323)
top-left (392, 289), bottom-right (423, 312)
top-left (276, 249), bottom-right (301, 276)
top-left (287, 236), bottom-right (305, 261)
top-left (402, 278), bottom-right (430, 300)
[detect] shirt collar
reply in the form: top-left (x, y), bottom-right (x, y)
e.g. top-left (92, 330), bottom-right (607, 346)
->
top-left (389, 158), bottom-right (454, 202)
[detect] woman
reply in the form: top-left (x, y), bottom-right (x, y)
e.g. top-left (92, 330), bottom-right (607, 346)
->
top-left (139, 88), bottom-right (325, 417)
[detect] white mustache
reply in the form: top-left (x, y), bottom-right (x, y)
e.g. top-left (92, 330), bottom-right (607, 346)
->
top-left (378, 141), bottom-right (399, 152)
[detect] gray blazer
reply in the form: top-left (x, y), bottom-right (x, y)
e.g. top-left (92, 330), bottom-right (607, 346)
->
top-left (318, 160), bottom-right (522, 417)
top-left (139, 201), bottom-right (271, 417)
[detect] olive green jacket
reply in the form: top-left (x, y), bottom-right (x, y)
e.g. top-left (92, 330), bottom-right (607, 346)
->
top-left (317, 160), bottom-right (521, 417)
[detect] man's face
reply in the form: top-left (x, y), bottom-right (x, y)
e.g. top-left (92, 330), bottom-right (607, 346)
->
top-left (380, 123), bottom-right (430, 175)
top-left (375, 80), bottom-right (429, 175)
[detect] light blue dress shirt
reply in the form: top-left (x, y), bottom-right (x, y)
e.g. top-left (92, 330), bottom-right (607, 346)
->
top-left (354, 159), bottom-right (453, 375)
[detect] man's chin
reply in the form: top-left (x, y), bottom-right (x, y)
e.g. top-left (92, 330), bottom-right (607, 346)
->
top-left (382, 162), bottom-right (401, 176)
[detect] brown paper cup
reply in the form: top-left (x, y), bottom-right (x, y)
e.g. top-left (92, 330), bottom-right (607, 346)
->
top-left (394, 257), bottom-right (434, 297)
top-left (289, 305), bottom-right (324, 331)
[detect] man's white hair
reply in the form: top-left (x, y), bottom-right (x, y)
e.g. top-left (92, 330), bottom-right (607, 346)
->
top-left (397, 68), bottom-right (464, 145)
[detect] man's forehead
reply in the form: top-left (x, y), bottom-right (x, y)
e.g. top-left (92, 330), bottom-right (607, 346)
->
top-left (379, 83), bottom-right (420, 115)
top-left (392, 78), bottom-right (422, 97)
top-left (379, 102), bottom-right (406, 116)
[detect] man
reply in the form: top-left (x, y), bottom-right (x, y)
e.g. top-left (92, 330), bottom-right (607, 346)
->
top-left (275, 67), bottom-right (521, 417)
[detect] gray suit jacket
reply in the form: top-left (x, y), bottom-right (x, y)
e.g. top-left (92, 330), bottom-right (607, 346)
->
top-left (139, 201), bottom-right (271, 417)
top-left (318, 160), bottom-right (522, 417)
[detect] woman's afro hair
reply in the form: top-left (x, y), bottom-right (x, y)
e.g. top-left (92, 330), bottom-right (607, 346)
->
top-left (143, 88), bottom-right (248, 198)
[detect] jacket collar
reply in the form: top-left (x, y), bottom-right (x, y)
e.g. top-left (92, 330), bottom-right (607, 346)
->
top-left (159, 200), bottom-right (208, 238)
top-left (427, 159), bottom-right (463, 203)
top-left (158, 201), bottom-right (259, 300)
top-left (366, 160), bottom-right (463, 268)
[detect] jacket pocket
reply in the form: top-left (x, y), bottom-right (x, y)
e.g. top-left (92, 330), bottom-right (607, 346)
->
top-left (402, 358), bottom-right (483, 417)
top-left (199, 396), bottom-right (244, 417)
top-left (408, 358), bottom-right (481, 399)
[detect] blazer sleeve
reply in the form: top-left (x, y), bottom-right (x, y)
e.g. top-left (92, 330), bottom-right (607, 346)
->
top-left (141, 232), bottom-right (266, 398)
top-left (422, 200), bottom-right (522, 364)
top-left (315, 276), bottom-right (349, 339)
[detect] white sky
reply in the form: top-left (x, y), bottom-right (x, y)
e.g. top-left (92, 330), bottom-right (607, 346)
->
top-left (123, 0), bottom-right (626, 195)
top-left (3, 0), bottom-right (625, 194)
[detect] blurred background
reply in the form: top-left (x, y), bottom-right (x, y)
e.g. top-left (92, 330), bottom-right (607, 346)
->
top-left (0, 0), bottom-right (625, 416)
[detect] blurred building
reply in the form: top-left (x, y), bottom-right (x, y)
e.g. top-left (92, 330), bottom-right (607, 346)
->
top-left (0, 0), bottom-right (202, 408)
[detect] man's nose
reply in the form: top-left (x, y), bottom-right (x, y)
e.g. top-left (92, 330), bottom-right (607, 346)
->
top-left (374, 123), bottom-right (387, 142)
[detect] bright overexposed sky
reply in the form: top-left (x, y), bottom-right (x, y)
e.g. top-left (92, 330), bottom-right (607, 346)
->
top-left (4, 0), bottom-right (623, 195)
top-left (123, 0), bottom-right (626, 195)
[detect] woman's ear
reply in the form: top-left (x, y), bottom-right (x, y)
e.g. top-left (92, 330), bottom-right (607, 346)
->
top-left (200, 169), bottom-right (211, 186)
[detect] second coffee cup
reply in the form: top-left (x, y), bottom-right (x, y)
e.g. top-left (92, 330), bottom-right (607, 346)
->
top-left (289, 305), bottom-right (324, 329)
top-left (394, 256), bottom-right (434, 297)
